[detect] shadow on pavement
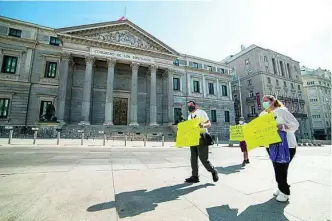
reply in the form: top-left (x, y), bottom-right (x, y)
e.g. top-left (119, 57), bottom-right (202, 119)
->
top-left (87, 183), bottom-right (214, 218)
top-left (206, 197), bottom-right (290, 221)
top-left (215, 164), bottom-right (244, 175)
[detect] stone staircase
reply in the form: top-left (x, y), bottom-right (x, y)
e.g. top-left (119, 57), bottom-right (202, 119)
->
top-left (60, 124), bottom-right (176, 141)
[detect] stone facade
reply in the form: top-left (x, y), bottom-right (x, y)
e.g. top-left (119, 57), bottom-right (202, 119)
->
top-left (301, 66), bottom-right (331, 140)
top-left (0, 16), bottom-right (234, 140)
top-left (222, 45), bottom-right (312, 140)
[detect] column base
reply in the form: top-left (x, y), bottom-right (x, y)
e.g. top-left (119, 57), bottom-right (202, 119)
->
top-left (103, 122), bottom-right (114, 126)
top-left (149, 123), bottom-right (159, 127)
top-left (129, 122), bottom-right (139, 127)
top-left (78, 121), bottom-right (90, 126)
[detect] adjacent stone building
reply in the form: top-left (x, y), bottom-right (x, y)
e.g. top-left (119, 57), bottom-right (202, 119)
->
top-left (222, 45), bottom-right (311, 140)
top-left (0, 16), bottom-right (234, 139)
top-left (301, 66), bottom-right (331, 140)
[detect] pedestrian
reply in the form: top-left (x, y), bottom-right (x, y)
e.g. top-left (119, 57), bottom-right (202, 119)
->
top-left (238, 117), bottom-right (249, 167)
top-left (259, 95), bottom-right (299, 202)
top-left (185, 101), bottom-right (219, 183)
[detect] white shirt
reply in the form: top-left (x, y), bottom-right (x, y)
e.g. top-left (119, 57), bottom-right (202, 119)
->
top-left (259, 107), bottom-right (299, 148)
top-left (188, 109), bottom-right (209, 133)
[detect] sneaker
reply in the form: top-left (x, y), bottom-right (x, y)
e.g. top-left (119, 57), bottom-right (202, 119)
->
top-left (245, 159), bottom-right (250, 164)
top-left (185, 176), bottom-right (200, 183)
top-left (276, 192), bottom-right (289, 202)
top-left (273, 189), bottom-right (280, 197)
top-left (212, 170), bottom-right (219, 182)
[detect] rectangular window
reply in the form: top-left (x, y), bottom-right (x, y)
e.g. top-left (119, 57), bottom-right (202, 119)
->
top-left (249, 91), bottom-right (254, 97)
top-left (193, 80), bottom-right (200, 93)
top-left (44, 62), bottom-right (57, 78)
top-left (174, 108), bottom-right (182, 122)
top-left (245, 59), bottom-right (250, 65)
top-left (251, 106), bottom-right (256, 114)
top-left (1, 56), bottom-right (18, 74)
top-left (8, 28), bottom-right (22, 38)
top-left (272, 58), bottom-right (277, 74)
top-left (208, 83), bottom-right (214, 95)
top-left (211, 110), bottom-right (217, 122)
top-left (173, 77), bottom-right (180, 91)
top-left (224, 111), bottom-right (230, 123)
top-left (280, 61), bottom-right (285, 76)
top-left (207, 65), bottom-right (212, 71)
top-left (173, 59), bottom-right (179, 66)
top-left (264, 56), bottom-right (268, 62)
top-left (193, 62), bottom-right (199, 68)
top-left (284, 81), bottom-right (287, 87)
top-left (248, 79), bottom-right (252, 85)
top-left (222, 85), bottom-right (228, 96)
top-left (50, 37), bottom-right (61, 46)
top-left (0, 98), bottom-right (10, 118)
top-left (40, 101), bottom-right (52, 117)
top-left (287, 63), bottom-right (291, 78)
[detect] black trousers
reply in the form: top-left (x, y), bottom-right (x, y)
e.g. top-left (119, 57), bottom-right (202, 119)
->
top-left (266, 148), bottom-right (296, 195)
top-left (190, 135), bottom-right (215, 176)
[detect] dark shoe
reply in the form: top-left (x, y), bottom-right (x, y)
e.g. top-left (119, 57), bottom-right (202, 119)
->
top-left (241, 160), bottom-right (246, 167)
top-left (245, 159), bottom-right (250, 164)
top-left (212, 170), bottom-right (219, 182)
top-left (185, 176), bottom-right (200, 183)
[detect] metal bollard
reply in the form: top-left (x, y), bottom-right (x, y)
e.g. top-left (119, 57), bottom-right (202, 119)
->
top-left (8, 129), bottom-right (13, 144)
top-left (103, 134), bottom-right (106, 146)
top-left (162, 135), bottom-right (165, 147)
top-left (81, 132), bottom-right (84, 145)
top-left (124, 135), bottom-right (127, 146)
top-left (144, 135), bottom-right (147, 147)
top-left (57, 131), bottom-right (60, 145)
top-left (216, 137), bottom-right (219, 146)
top-left (33, 131), bottom-right (37, 145)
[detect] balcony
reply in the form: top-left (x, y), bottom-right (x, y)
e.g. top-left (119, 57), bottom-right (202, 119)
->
top-left (292, 113), bottom-right (308, 118)
top-left (248, 113), bottom-right (258, 118)
top-left (246, 96), bottom-right (255, 102)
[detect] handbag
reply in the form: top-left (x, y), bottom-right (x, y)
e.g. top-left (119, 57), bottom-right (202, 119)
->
top-left (269, 130), bottom-right (290, 163)
top-left (201, 133), bottom-right (214, 146)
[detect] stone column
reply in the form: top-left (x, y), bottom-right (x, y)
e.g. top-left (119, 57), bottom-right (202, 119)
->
top-left (57, 52), bottom-right (71, 124)
top-left (104, 58), bottom-right (116, 126)
top-left (167, 68), bottom-right (174, 124)
top-left (202, 75), bottom-right (207, 97)
top-left (79, 55), bottom-right (94, 125)
top-left (149, 65), bottom-right (158, 126)
top-left (300, 119), bottom-right (305, 139)
top-left (129, 62), bottom-right (139, 127)
top-left (216, 79), bottom-right (220, 99)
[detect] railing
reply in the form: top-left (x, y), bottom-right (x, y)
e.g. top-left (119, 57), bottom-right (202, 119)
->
top-left (246, 97), bottom-right (255, 102)
top-left (292, 113), bottom-right (308, 118)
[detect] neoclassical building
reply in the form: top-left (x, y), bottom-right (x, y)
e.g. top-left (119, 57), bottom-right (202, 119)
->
top-left (0, 16), bottom-right (234, 138)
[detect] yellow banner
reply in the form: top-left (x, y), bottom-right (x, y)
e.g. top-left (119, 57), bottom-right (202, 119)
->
top-left (243, 113), bottom-right (281, 151)
top-left (230, 125), bottom-right (245, 141)
top-left (176, 118), bottom-right (201, 147)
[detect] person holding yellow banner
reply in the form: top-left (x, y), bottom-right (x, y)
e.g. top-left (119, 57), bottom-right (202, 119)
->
top-left (184, 101), bottom-right (219, 183)
top-left (259, 95), bottom-right (299, 203)
top-left (238, 117), bottom-right (249, 167)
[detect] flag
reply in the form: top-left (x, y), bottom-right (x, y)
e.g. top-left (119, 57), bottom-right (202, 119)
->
top-left (118, 16), bottom-right (126, 21)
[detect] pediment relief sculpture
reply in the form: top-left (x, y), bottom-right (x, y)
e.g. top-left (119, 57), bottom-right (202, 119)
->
top-left (84, 30), bottom-right (160, 52)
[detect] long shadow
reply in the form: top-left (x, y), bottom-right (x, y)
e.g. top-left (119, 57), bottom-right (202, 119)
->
top-left (207, 197), bottom-right (290, 221)
top-left (215, 164), bottom-right (244, 175)
top-left (87, 183), bottom-right (214, 218)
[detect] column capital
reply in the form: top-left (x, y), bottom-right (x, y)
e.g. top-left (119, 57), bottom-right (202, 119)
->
top-left (166, 68), bottom-right (175, 74)
top-left (107, 58), bottom-right (117, 68)
top-left (61, 52), bottom-right (71, 61)
top-left (149, 64), bottom-right (158, 72)
top-left (85, 55), bottom-right (95, 64)
top-left (130, 62), bottom-right (140, 71)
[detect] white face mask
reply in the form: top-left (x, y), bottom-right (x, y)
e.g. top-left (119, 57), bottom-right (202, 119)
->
top-left (239, 121), bottom-right (244, 124)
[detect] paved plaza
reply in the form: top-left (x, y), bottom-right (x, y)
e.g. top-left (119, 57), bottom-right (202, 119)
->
top-left (0, 143), bottom-right (331, 221)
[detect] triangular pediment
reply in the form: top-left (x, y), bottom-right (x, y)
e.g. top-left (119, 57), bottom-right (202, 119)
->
top-left (56, 20), bottom-right (178, 55)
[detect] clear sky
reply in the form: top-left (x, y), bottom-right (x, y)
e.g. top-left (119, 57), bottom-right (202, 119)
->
top-left (1, 0), bottom-right (331, 70)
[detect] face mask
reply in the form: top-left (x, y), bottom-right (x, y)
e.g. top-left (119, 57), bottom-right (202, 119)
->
top-left (188, 105), bottom-right (196, 112)
top-left (262, 101), bottom-right (271, 109)
top-left (239, 121), bottom-right (244, 124)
